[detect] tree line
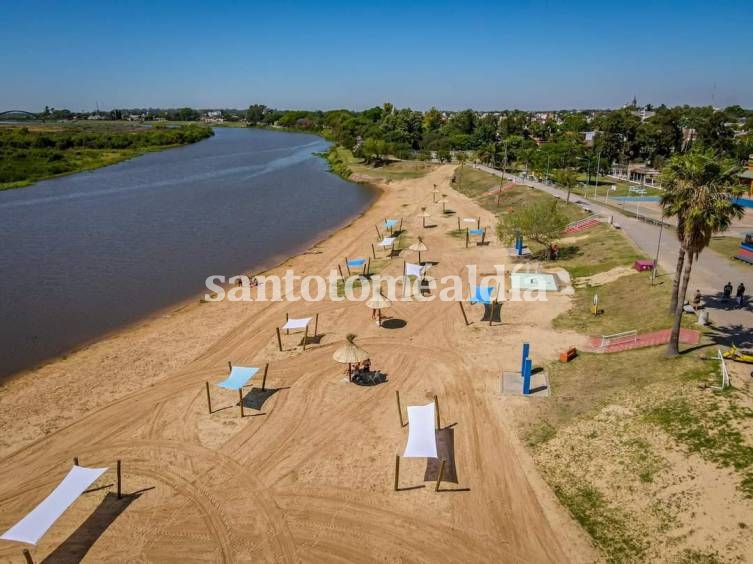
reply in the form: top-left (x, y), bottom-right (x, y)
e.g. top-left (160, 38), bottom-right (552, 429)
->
top-left (245, 102), bottom-right (753, 173)
top-left (0, 124), bottom-right (213, 185)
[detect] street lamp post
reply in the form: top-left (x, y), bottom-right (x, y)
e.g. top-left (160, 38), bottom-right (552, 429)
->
top-left (651, 216), bottom-right (664, 285)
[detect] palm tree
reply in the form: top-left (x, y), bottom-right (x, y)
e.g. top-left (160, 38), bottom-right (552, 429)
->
top-left (661, 151), bottom-right (744, 356)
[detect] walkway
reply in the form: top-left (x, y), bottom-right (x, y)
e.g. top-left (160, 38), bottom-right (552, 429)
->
top-left (474, 164), bottom-right (753, 341)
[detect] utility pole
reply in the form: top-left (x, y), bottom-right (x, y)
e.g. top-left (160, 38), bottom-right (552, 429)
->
top-left (594, 150), bottom-right (601, 198)
top-left (651, 217), bottom-right (664, 285)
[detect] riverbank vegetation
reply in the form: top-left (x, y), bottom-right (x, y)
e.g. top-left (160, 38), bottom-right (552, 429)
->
top-left (0, 123), bottom-right (213, 189)
top-left (245, 103), bottom-right (753, 176)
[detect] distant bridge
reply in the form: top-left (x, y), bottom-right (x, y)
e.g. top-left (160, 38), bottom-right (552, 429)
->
top-left (0, 110), bottom-right (38, 118)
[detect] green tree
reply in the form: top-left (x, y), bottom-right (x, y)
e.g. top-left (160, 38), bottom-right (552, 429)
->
top-left (660, 151), bottom-right (744, 355)
top-left (552, 168), bottom-right (578, 203)
top-left (246, 104), bottom-right (267, 124)
top-left (497, 200), bottom-right (568, 249)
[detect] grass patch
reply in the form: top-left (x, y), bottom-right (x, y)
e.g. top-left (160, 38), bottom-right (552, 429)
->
top-left (335, 147), bottom-right (436, 181)
top-left (552, 482), bottom-right (647, 563)
top-left (553, 272), bottom-right (682, 335)
top-left (647, 396), bottom-right (753, 496)
top-left (539, 348), bottom-right (710, 430)
top-left (708, 235), bottom-right (743, 261)
top-left (556, 224), bottom-right (644, 278)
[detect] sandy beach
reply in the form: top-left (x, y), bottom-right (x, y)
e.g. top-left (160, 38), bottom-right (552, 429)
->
top-left (0, 165), bottom-right (597, 562)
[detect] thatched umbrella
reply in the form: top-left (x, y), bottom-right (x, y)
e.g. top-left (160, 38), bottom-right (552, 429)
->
top-left (418, 207), bottom-right (431, 228)
top-left (409, 237), bottom-right (428, 264)
top-left (333, 333), bottom-right (370, 380)
top-left (366, 293), bottom-right (392, 326)
top-left (431, 185), bottom-right (440, 203)
top-left (438, 195), bottom-right (449, 213)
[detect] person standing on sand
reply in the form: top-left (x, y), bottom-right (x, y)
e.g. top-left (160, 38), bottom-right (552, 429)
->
top-left (736, 283), bottom-right (746, 307)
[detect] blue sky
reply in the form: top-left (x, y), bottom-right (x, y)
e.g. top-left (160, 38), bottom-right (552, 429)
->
top-left (1, 0), bottom-right (751, 111)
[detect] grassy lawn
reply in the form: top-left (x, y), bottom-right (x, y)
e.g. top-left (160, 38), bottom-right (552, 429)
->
top-left (574, 174), bottom-right (664, 199)
top-left (334, 147), bottom-right (436, 181)
top-left (451, 166), bottom-right (587, 221)
top-left (708, 235), bottom-right (743, 260)
top-left (557, 224), bottom-right (645, 278)
top-left (553, 272), bottom-right (682, 335)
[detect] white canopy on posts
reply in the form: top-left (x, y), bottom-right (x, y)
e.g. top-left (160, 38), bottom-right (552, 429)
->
top-left (1, 465), bottom-right (108, 545)
top-left (378, 237), bottom-right (396, 247)
top-left (282, 317), bottom-right (311, 331)
top-left (405, 262), bottom-right (429, 278)
top-left (403, 403), bottom-right (438, 458)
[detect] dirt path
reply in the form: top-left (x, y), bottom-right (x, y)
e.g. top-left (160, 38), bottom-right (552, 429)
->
top-left (0, 166), bottom-right (597, 562)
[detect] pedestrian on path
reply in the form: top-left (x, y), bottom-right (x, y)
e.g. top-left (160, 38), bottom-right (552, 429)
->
top-left (736, 283), bottom-right (746, 307)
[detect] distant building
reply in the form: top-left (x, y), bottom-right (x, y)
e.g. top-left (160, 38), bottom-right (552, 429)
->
top-left (128, 114), bottom-right (144, 121)
top-left (201, 110), bottom-right (224, 123)
top-left (610, 162), bottom-right (661, 187)
top-left (86, 113), bottom-right (106, 120)
top-left (739, 155), bottom-right (753, 196)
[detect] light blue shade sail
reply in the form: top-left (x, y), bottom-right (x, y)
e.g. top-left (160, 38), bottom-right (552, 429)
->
top-left (384, 219), bottom-right (398, 228)
top-left (347, 258), bottom-right (367, 267)
top-left (217, 366), bottom-right (259, 390)
top-left (469, 229), bottom-right (484, 236)
top-left (469, 285), bottom-right (494, 305)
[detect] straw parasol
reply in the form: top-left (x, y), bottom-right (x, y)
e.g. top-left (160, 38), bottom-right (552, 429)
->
top-left (438, 195), bottom-right (449, 213)
top-left (418, 207), bottom-right (431, 228)
top-left (333, 333), bottom-right (370, 379)
top-left (408, 236), bottom-right (428, 263)
top-left (366, 293), bottom-right (392, 326)
top-left (431, 184), bottom-right (440, 203)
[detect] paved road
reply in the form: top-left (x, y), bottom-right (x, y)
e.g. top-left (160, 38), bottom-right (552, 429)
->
top-left (475, 164), bottom-right (753, 341)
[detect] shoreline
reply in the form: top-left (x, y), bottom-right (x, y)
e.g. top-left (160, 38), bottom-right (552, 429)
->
top-left (1, 173), bottom-right (383, 386)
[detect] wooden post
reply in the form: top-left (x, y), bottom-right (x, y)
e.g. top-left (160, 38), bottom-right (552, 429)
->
top-left (434, 395), bottom-right (441, 429)
top-left (73, 457), bottom-right (79, 466)
top-left (22, 549), bottom-right (34, 564)
top-left (275, 327), bottom-right (283, 351)
top-left (458, 301), bottom-right (469, 325)
top-left (205, 382), bottom-right (212, 414)
top-left (465, 229), bottom-right (469, 248)
top-left (116, 459), bottom-right (122, 499)
top-left (239, 389), bottom-right (244, 418)
top-left (395, 391), bottom-right (404, 427)
top-left (457, 217), bottom-right (461, 230)
top-left (314, 313), bottom-right (319, 337)
top-left (366, 258), bottom-right (371, 276)
top-left (481, 230), bottom-right (486, 245)
top-left (227, 361), bottom-right (232, 372)
top-left (374, 225), bottom-right (382, 240)
top-left (345, 258), bottom-right (352, 277)
top-left (285, 313), bottom-right (289, 335)
top-left (435, 459), bottom-right (446, 492)
top-left (394, 455), bottom-right (400, 492)
top-left (477, 217), bottom-right (481, 230)
top-left (337, 264), bottom-right (344, 280)
top-left (261, 363), bottom-right (269, 391)
top-left (399, 219), bottom-right (403, 232)
top-left (422, 216), bottom-right (426, 228)
top-left (371, 243), bottom-right (376, 259)
top-left (490, 301), bottom-right (495, 326)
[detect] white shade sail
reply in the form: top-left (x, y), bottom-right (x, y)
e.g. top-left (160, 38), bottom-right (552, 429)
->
top-left (282, 317), bottom-right (311, 330)
top-left (378, 237), bottom-right (396, 247)
top-left (405, 263), bottom-right (429, 278)
top-left (403, 403), bottom-right (438, 458)
top-left (1, 465), bottom-right (108, 545)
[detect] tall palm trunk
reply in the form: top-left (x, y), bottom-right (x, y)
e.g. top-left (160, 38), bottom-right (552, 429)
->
top-left (667, 251), bottom-right (693, 356)
top-left (669, 246), bottom-right (686, 313)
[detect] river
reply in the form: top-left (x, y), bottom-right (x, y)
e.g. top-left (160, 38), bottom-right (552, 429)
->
top-left (0, 127), bottom-right (375, 380)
